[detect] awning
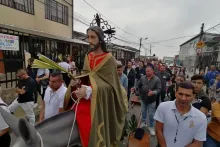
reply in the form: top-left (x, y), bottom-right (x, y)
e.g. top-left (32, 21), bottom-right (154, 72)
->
top-left (0, 22), bottom-right (88, 45)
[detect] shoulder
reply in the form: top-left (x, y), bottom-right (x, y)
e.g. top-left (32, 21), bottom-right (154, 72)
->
top-left (28, 77), bottom-right (35, 83)
top-left (59, 85), bottom-right (67, 95)
top-left (158, 101), bottom-right (173, 110)
top-left (154, 75), bottom-right (160, 81)
top-left (139, 76), bottom-right (145, 81)
top-left (45, 86), bottom-right (51, 93)
top-left (123, 74), bottom-right (128, 78)
top-left (212, 102), bottom-right (220, 109)
top-left (155, 71), bottom-right (160, 75)
top-left (200, 97), bottom-right (211, 110)
top-left (191, 106), bottom-right (207, 121)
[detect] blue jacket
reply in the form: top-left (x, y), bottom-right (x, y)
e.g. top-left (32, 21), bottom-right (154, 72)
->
top-left (205, 70), bottom-right (219, 86)
top-left (209, 79), bottom-right (220, 89)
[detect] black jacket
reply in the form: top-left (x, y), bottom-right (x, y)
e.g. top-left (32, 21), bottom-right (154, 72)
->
top-left (124, 67), bottom-right (136, 88)
top-left (167, 83), bottom-right (176, 101)
top-left (135, 67), bottom-right (146, 81)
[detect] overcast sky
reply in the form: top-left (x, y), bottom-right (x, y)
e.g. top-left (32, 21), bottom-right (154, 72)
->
top-left (74, 0), bottom-right (220, 59)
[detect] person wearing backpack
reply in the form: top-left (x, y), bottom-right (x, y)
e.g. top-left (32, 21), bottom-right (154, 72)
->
top-left (0, 97), bottom-right (11, 147)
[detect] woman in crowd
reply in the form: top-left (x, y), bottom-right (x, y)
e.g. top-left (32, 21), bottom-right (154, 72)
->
top-left (135, 61), bottom-right (146, 81)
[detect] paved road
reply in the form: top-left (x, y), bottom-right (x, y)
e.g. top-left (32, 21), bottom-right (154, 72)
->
top-left (119, 102), bottom-right (157, 147)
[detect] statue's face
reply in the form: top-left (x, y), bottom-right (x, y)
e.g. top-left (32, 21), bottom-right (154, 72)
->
top-left (87, 30), bottom-right (100, 51)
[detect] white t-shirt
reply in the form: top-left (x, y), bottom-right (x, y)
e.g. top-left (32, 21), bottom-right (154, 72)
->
top-left (37, 68), bottom-right (50, 77)
top-left (58, 62), bottom-right (71, 73)
top-left (0, 98), bottom-right (10, 131)
top-left (44, 85), bottom-right (67, 120)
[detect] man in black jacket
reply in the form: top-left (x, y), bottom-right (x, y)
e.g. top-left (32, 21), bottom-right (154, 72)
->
top-left (155, 65), bottom-right (171, 108)
top-left (124, 61), bottom-right (136, 100)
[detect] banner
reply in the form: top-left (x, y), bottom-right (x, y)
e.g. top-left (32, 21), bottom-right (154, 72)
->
top-left (0, 33), bottom-right (19, 51)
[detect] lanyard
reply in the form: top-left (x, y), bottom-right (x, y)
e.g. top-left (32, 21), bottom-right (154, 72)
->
top-left (174, 111), bottom-right (188, 143)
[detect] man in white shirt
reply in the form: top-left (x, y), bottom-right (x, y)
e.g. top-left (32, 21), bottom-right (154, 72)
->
top-left (0, 97), bottom-right (11, 147)
top-left (39, 72), bottom-right (67, 122)
top-left (154, 81), bottom-right (207, 147)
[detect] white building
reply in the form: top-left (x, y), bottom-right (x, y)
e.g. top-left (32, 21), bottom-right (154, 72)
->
top-left (179, 33), bottom-right (220, 73)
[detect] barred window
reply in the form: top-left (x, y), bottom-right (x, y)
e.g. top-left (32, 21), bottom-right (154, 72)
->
top-left (0, 0), bottom-right (34, 14)
top-left (45, 0), bottom-right (68, 25)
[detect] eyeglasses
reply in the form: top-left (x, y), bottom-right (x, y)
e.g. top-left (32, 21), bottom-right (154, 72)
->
top-left (173, 111), bottom-right (188, 143)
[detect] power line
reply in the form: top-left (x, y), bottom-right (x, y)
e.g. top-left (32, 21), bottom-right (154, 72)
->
top-left (35, 0), bottom-right (189, 48)
top-left (35, 0), bottom-right (90, 27)
top-left (113, 37), bottom-right (139, 45)
top-left (143, 35), bottom-right (195, 45)
top-left (205, 23), bottom-right (220, 32)
top-left (81, 0), bottom-right (141, 38)
top-left (74, 11), bottom-right (92, 22)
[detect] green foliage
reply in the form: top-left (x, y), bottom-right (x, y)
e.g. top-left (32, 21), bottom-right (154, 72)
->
top-left (122, 114), bottom-right (138, 138)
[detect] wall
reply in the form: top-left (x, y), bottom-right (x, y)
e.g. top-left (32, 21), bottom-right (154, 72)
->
top-left (0, 0), bottom-right (73, 38)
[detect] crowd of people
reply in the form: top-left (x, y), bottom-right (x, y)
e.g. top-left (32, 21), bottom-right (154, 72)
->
top-left (0, 55), bottom-right (79, 147)
top-left (0, 25), bottom-right (219, 147)
top-left (117, 60), bottom-right (220, 147)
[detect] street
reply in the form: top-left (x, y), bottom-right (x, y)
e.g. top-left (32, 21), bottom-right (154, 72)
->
top-left (10, 96), bottom-right (157, 147)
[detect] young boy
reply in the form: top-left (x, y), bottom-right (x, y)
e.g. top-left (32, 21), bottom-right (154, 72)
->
top-left (191, 74), bottom-right (211, 115)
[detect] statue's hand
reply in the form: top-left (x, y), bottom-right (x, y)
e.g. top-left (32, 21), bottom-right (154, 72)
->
top-left (74, 87), bottom-right (87, 99)
top-left (70, 79), bottom-right (79, 86)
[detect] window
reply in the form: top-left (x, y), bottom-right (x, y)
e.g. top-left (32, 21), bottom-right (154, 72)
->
top-left (45, 0), bottom-right (68, 25)
top-left (0, 0), bottom-right (34, 14)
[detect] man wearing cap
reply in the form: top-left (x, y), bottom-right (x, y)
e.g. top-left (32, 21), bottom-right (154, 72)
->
top-left (64, 26), bottom-right (127, 147)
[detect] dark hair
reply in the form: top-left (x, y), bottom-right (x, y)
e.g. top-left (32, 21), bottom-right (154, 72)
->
top-left (117, 64), bottom-right (123, 69)
top-left (146, 65), bottom-right (154, 70)
top-left (176, 74), bottom-right (186, 81)
top-left (50, 71), bottom-right (63, 80)
top-left (176, 82), bottom-right (195, 94)
top-left (28, 57), bottom-right (35, 63)
top-left (191, 74), bottom-right (205, 83)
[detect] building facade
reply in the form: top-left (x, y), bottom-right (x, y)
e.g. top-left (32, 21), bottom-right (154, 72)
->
top-left (179, 32), bottom-right (220, 72)
top-left (0, 0), bottom-right (88, 88)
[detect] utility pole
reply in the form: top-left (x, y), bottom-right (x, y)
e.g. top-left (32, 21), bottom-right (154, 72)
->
top-left (194, 23), bottom-right (204, 74)
top-left (139, 37), bottom-right (148, 58)
top-left (150, 45), bottom-right (154, 56)
top-left (139, 38), bottom-right (142, 58)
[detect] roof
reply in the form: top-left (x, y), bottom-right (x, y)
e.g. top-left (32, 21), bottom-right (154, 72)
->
top-left (180, 32), bottom-right (220, 46)
top-left (0, 22), bottom-right (89, 45)
top-left (111, 43), bottom-right (139, 52)
top-left (115, 46), bottom-right (136, 52)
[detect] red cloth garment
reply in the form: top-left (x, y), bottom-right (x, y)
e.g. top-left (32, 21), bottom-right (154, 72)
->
top-left (72, 52), bottom-right (109, 147)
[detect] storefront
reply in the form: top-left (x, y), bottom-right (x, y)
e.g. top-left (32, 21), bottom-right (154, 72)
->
top-left (0, 23), bottom-right (88, 88)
